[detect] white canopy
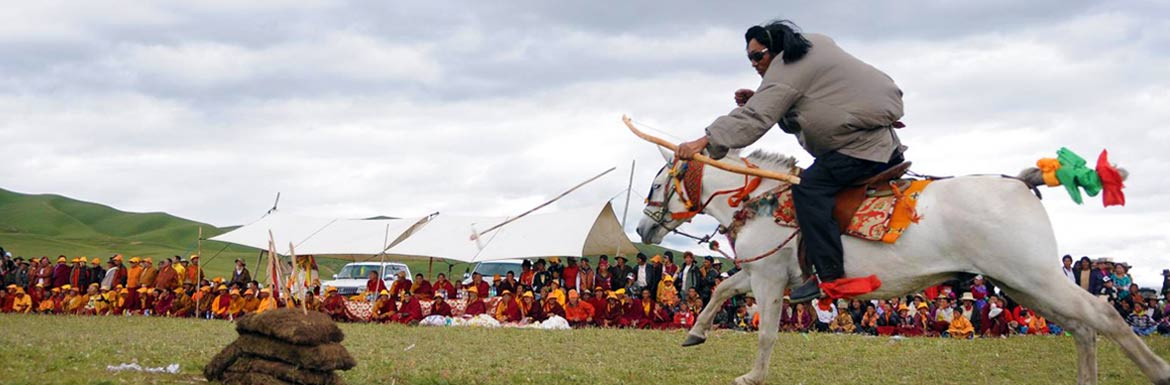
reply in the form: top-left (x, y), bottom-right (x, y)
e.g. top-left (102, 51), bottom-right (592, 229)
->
top-left (208, 203), bottom-right (639, 262)
top-left (208, 212), bottom-right (425, 255)
top-left (387, 202), bottom-right (638, 262)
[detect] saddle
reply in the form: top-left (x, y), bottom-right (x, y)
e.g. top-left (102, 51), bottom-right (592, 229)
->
top-left (832, 161), bottom-right (913, 233)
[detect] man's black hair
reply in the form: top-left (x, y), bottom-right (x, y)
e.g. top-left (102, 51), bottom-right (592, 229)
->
top-left (744, 20), bottom-right (811, 64)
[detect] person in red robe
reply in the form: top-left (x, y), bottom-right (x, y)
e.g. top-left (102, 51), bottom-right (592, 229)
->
top-left (463, 287), bottom-right (486, 317)
top-left (602, 293), bottom-right (624, 328)
top-left (519, 291), bottom-right (540, 321)
top-left (366, 270), bottom-right (387, 298)
top-left (388, 271), bottom-right (412, 300)
top-left (494, 290), bottom-right (522, 323)
top-left (432, 273), bottom-right (457, 300)
top-left (322, 287), bottom-right (349, 322)
top-left (392, 291), bottom-right (423, 324)
top-left (465, 273), bottom-right (490, 300)
top-left (431, 294), bottom-right (453, 317)
top-left (622, 289), bottom-right (652, 329)
top-left (541, 293), bottom-right (565, 321)
top-left (411, 273), bottom-right (433, 300)
top-left (153, 289), bottom-right (174, 316)
top-left (371, 290), bottom-right (397, 323)
top-left (585, 289), bottom-right (607, 326)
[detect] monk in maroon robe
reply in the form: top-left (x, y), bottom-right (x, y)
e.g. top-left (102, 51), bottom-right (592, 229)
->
top-left (602, 294), bottom-right (624, 328)
top-left (366, 271), bottom-right (387, 295)
top-left (392, 292), bottom-right (423, 324)
top-left (540, 295), bottom-right (565, 321)
top-left (322, 288), bottom-right (349, 321)
top-left (493, 291), bottom-right (521, 323)
top-left (412, 274), bottom-right (433, 300)
top-left (463, 288), bottom-right (486, 317)
top-left (431, 295), bottom-right (453, 317)
top-left (371, 291), bottom-right (396, 323)
top-left (432, 273), bottom-right (457, 299)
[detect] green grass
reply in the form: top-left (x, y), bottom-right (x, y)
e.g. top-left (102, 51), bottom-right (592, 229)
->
top-left (0, 314), bottom-right (1166, 385)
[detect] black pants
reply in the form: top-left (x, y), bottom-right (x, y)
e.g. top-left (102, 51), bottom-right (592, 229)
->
top-left (792, 151), bottom-right (904, 281)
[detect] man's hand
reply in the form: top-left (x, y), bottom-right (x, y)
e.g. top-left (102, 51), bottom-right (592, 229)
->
top-left (734, 88), bottom-right (755, 107)
top-left (676, 136), bottom-right (708, 161)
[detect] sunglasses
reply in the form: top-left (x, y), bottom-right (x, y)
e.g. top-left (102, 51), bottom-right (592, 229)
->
top-left (747, 48), bottom-right (769, 62)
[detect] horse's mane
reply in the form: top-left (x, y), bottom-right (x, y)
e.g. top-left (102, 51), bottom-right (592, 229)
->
top-left (744, 149), bottom-right (797, 172)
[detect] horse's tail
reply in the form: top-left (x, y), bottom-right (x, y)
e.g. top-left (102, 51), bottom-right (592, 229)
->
top-left (1016, 166), bottom-right (1129, 188)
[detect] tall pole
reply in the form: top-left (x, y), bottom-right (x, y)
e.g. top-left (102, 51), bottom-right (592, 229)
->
top-left (617, 159), bottom-right (635, 257)
top-left (196, 226), bottom-right (203, 318)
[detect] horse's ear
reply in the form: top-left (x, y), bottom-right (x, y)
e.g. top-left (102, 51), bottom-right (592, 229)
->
top-left (657, 146), bottom-right (673, 162)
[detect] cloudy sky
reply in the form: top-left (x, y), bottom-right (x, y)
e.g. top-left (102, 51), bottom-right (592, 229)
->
top-left (3, 1), bottom-right (1167, 286)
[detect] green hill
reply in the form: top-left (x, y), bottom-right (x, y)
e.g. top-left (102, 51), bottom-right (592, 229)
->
top-left (0, 187), bottom-right (694, 283)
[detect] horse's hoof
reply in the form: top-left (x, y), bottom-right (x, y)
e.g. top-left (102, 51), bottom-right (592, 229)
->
top-left (681, 334), bottom-right (707, 347)
top-left (733, 374), bottom-right (761, 385)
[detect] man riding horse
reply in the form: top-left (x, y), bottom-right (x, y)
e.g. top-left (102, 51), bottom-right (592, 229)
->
top-left (675, 20), bottom-right (906, 303)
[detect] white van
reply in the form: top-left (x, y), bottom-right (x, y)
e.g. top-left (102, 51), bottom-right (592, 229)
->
top-left (322, 262), bottom-right (411, 296)
top-left (461, 259), bottom-right (526, 295)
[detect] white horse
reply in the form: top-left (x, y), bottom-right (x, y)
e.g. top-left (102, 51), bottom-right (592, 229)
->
top-left (636, 146), bottom-right (1169, 385)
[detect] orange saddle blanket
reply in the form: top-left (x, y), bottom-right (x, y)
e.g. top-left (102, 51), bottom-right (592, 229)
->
top-left (729, 180), bottom-right (933, 244)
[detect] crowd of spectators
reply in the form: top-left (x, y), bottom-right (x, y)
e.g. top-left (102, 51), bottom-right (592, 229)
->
top-left (2, 245), bottom-right (1168, 339)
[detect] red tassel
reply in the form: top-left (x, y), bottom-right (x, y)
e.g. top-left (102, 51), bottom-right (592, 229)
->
top-left (1096, 150), bottom-right (1125, 207)
top-left (819, 275), bottom-right (882, 300)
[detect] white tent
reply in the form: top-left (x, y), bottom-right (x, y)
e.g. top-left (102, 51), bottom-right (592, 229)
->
top-left (387, 202), bottom-right (638, 262)
top-left (208, 212), bottom-right (425, 255)
top-left (207, 203), bottom-right (639, 262)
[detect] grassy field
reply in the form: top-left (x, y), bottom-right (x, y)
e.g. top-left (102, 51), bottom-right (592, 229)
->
top-left (1, 314), bottom-right (1167, 385)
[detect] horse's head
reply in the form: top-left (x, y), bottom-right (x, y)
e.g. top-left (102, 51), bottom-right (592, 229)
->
top-left (636, 146), bottom-right (692, 244)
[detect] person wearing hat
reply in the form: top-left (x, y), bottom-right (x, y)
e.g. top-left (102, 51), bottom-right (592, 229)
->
top-left (67, 258), bottom-right (90, 291)
top-left (171, 287), bottom-right (194, 317)
top-left (608, 255), bottom-right (632, 292)
top-left (184, 255), bottom-right (204, 286)
top-left (464, 286), bottom-right (487, 317)
top-left (229, 259), bottom-right (251, 289)
top-left (9, 285), bottom-right (31, 313)
top-left (86, 258), bottom-right (104, 288)
top-left (254, 288), bottom-right (277, 315)
top-left (211, 285), bottom-right (232, 319)
top-left (958, 292), bottom-right (979, 327)
top-left (66, 285), bottom-right (88, 314)
top-left (225, 289), bottom-right (245, 318)
top-left (492, 290), bottom-right (521, 323)
top-left (1088, 258), bottom-right (1112, 294)
top-left (431, 292), bottom-right (453, 318)
top-left (321, 286), bottom-right (349, 321)
top-left (388, 270), bottom-right (413, 300)
top-left (170, 256), bottom-right (185, 281)
top-left (241, 289), bottom-right (260, 314)
top-left (51, 256), bottom-right (71, 289)
top-left (517, 290), bottom-right (540, 321)
top-left (600, 291), bottom-right (625, 327)
top-left (657, 275), bottom-right (680, 308)
top-left (391, 290), bottom-right (423, 324)
top-left (563, 289), bottom-right (595, 327)
top-left (136, 258), bottom-right (155, 288)
top-left (125, 257), bottom-right (144, 291)
top-left (370, 290), bottom-right (396, 322)
top-left (900, 302), bottom-right (930, 337)
top-left (1098, 276), bottom-right (1119, 302)
top-left (37, 287), bottom-right (57, 314)
top-left (28, 283), bottom-right (47, 312)
top-left (1111, 263), bottom-right (1134, 300)
top-left (100, 258), bottom-right (120, 290)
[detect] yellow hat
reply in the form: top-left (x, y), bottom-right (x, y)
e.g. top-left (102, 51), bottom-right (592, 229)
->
top-left (144, 257), bottom-right (153, 263)
top-left (230, 289), bottom-right (240, 296)
top-left (898, 304), bottom-right (910, 312)
top-left (189, 254), bottom-right (199, 260)
top-left (467, 287), bottom-right (479, 294)
top-left (244, 289), bottom-right (255, 296)
top-left (173, 288), bottom-right (184, 294)
top-left (62, 285), bottom-right (72, 291)
top-left (14, 287), bottom-right (25, 294)
top-left (917, 303), bottom-right (928, 310)
top-left (89, 283), bottom-right (99, 288)
top-left (57, 256), bottom-right (67, 263)
top-left (549, 257), bottom-right (561, 264)
top-left (522, 291), bottom-right (534, 298)
top-left (34, 283), bottom-right (44, 288)
top-left (212, 277), bottom-right (223, 284)
top-left (651, 255), bottom-right (663, 264)
top-left (217, 285), bottom-right (227, 291)
top-left (137, 287), bottom-right (148, 293)
top-left (615, 288), bottom-right (626, 296)
top-left (91, 258), bottom-right (101, 264)
top-left (5, 284), bottom-right (16, 289)
top-left (326, 286), bottom-right (338, 293)
top-left (51, 288), bottom-right (61, 293)
top-left (201, 286), bottom-right (211, 293)
top-left (115, 284), bottom-right (124, 290)
top-left (607, 292), bottom-right (619, 301)
top-left (260, 288), bottom-right (272, 294)
top-left (113, 255), bottom-right (124, 262)
top-left (663, 275), bottom-right (674, 282)
top-left (70, 258), bottom-right (78, 263)
top-left (119, 289), bottom-right (129, 294)
top-left (501, 290), bottom-right (513, 296)
top-left (129, 257), bottom-right (141, 263)
top-left (379, 290), bottom-right (390, 296)
top-left (493, 274), bottom-right (501, 281)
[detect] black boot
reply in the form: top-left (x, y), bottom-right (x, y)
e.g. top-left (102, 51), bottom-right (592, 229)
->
top-left (789, 278), bottom-right (824, 304)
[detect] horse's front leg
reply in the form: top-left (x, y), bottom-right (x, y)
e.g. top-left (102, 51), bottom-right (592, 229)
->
top-left (683, 271), bottom-right (750, 346)
top-left (735, 266), bottom-right (788, 385)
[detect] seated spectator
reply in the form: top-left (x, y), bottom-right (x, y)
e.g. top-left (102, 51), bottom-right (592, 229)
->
top-left (933, 296), bottom-right (953, 336)
top-left (546, 280), bottom-right (566, 306)
top-left (431, 293), bottom-right (453, 317)
top-left (393, 291), bottom-right (423, 324)
top-left (211, 285), bottom-right (231, 319)
top-left (1021, 309), bottom-right (1049, 335)
top-left (152, 288), bottom-right (174, 316)
top-left (389, 271), bottom-right (412, 299)
top-left (241, 289), bottom-right (260, 314)
top-left (540, 291), bottom-right (565, 321)
top-left (463, 287), bottom-right (486, 317)
top-left (227, 289), bottom-right (245, 319)
top-left (255, 288), bottom-right (277, 314)
top-left (1112, 263), bottom-right (1133, 300)
top-left (907, 303), bottom-right (931, 337)
top-left (371, 290), bottom-right (396, 323)
top-left (657, 275), bottom-right (679, 308)
top-left (365, 270), bottom-right (387, 302)
top-left (1129, 302), bottom-right (1157, 336)
top-left (812, 298), bottom-right (836, 333)
top-left (602, 292), bottom-right (624, 328)
top-left (564, 290), bottom-right (595, 327)
top-left (321, 286), bottom-right (349, 321)
top-left (982, 296), bottom-right (1010, 337)
top-left (790, 303), bottom-right (813, 333)
top-left (432, 273), bottom-right (456, 300)
top-left (947, 309), bottom-right (975, 339)
top-left (1098, 277), bottom-right (1118, 302)
top-left (859, 304), bottom-right (879, 335)
top-left (518, 291), bottom-right (539, 321)
top-left (493, 290), bottom-right (521, 323)
top-left (829, 308), bottom-right (856, 334)
top-left (412, 273), bottom-right (433, 301)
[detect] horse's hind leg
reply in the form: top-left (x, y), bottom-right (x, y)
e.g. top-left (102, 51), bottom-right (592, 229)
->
top-left (683, 270), bottom-right (750, 346)
top-left (993, 274), bottom-right (1170, 385)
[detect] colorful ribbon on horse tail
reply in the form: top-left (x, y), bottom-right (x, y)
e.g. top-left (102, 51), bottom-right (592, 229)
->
top-left (1096, 149), bottom-right (1125, 207)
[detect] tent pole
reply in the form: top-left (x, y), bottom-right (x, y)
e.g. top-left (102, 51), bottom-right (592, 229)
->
top-left (617, 159), bottom-right (635, 257)
top-left (428, 257), bottom-right (434, 278)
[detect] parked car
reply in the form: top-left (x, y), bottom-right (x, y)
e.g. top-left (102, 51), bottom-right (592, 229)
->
top-left (322, 262), bottom-right (411, 296)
